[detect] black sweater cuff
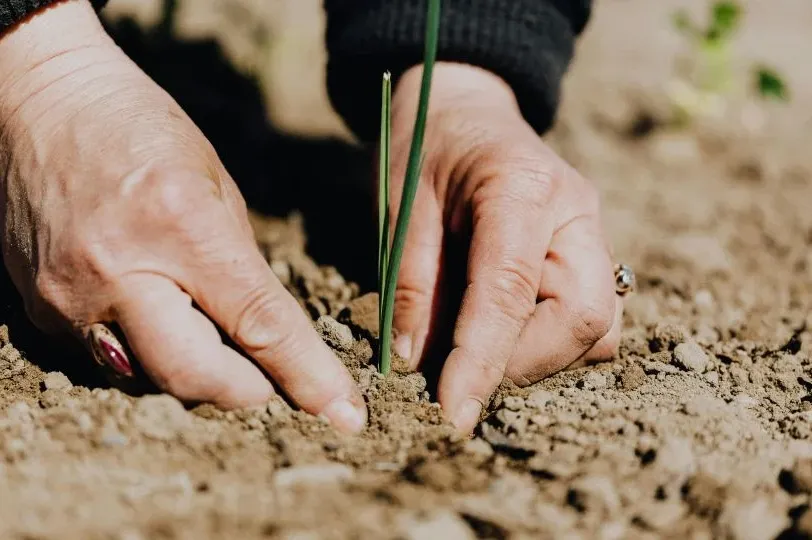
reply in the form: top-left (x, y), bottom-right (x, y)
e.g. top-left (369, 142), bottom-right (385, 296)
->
top-left (325, 0), bottom-right (591, 143)
top-left (1, 0), bottom-right (107, 34)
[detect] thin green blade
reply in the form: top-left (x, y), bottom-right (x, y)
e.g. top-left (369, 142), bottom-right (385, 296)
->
top-left (379, 0), bottom-right (441, 375)
top-left (378, 72), bottom-right (392, 324)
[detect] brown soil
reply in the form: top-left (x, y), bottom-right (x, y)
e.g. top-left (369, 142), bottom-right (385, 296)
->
top-left (2, 0), bottom-right (812, 538)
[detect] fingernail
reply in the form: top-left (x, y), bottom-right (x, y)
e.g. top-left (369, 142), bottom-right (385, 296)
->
top-left (394, 334), bottom-right (412, 362)
top-left (89, 324), bottom-right (133, 377)
top-left (322, 397), bottom-right (367, 434)
top-left (452, 398), bottom-right (483, 434)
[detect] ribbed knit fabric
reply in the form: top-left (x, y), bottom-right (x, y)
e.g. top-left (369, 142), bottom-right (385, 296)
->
top-left (2, 0), bottom-right (591, 142)
top-left (0, 0), bottom-right (107, 33)
top-left (325, 0), bottom-right (592, 142)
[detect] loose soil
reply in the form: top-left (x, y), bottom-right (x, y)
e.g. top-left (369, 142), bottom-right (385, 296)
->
top-left (1, 1), bottom-right (812, 538)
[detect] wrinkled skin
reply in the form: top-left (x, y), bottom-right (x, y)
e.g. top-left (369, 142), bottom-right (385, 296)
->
top-left (0, 0), bottom-right (620, 436)
top-left (389, 65), bottom-right (621, 432)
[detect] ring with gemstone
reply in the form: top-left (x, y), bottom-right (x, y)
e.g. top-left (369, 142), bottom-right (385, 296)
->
top-left (86, 323), bottom-right (134, 378)
top-left (614, 263), bottom-right (636, 297)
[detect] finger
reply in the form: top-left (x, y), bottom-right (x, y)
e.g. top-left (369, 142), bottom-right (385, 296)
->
top-left (181, 207), bottom-right (367, 434)
top-left (113, 274), bottom-right (275, 407)
top-left (437, 181), bottom-right (554, 434)
top-left (576, 295), bottom-right (623, 365)
top-left (390, 181), bottom-right (444, 369)
top-left (505, 217), bottom-right (616, 385)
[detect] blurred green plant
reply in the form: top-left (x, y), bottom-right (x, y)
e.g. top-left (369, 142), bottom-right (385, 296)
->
top-left (754, 66), bottom-right (789, 101)
top-left (670, 1), bottom-right (789, 124)
top-left (377, 0), bottom-right (441, 375)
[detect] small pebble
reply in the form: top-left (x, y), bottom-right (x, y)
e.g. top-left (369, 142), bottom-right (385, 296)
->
top-left (634, 501), bottom-right (686, 531)
top-left (693, 289), bottom-right (715, 313)
top-left (43, 371), bottom-right (73, 391)
top-left (131, 395), bottom-right (191, 441)
top-left (656, 437), bottom-right (696, 478)
top-left (273, 464), bottom-right (354, 488)
top-left (74, 412), bottom-right (94, 433)
top-left (705, 371), bottom-right (720, 386)
top-left (721, 497), bottom-right (789, 540)
top-left (733, 394), bottom-right (758, 408)
top-left (525, 390), bottom-right (554, 409)
top-left (673, 341), bottom-right (709, 373)
top-left (567, 475), bottom-right (621, 516)
top-left (781, 458), bottom-right (812, 494)
top-left (502, 396), bottom-right (525, 411)
top-left (463, 438), bottom-right (494, 460)
top-left (398, 510), bottom-right (475, 540)
top-left (269, 260), bottom-right (291, 285)
top-left (580, 371), bottom-right (608, 391)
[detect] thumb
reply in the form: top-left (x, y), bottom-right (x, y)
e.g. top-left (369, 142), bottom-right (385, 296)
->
top-left (390, 184), bottom-right (444, 369)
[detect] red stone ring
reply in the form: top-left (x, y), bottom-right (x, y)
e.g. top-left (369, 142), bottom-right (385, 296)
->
top-left (86, 323), bottom-right (134, 378)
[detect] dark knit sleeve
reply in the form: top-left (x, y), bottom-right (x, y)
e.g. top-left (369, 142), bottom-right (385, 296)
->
top-left (1, 0), bottom-right (108, 34)
top-left (324, 0), bottom-right (592, 142)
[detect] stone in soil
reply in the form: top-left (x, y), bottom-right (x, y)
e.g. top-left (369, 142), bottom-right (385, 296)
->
top-left (673, 341), bottom-right (709, 373)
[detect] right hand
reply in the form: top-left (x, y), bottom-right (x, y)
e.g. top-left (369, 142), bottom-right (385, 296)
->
top-left (0, 0), bottom-right (367, 433)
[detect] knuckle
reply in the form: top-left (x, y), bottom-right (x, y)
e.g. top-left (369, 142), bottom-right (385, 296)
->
top-left (393, 282), bottom-right (432, 313)
top-left (138, 168), bottom-right (201, 225)
top-left (160, 361), bottom-right (223, 402)
top-left (231, 286), bottom-right (292, 357)
top-left (566, 297), bottom-right (614, 348)
top-left (467, 350), bottom-right (507, 385)
top-left (481, 265), bottom-right (537, 326)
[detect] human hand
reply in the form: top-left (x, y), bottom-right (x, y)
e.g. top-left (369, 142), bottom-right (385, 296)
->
top-left (0, 0), bottom-right (366, 433)
top-left (389, 63), bottom-right (622, 434)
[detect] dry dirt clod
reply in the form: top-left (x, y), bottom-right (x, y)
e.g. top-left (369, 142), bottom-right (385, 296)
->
top-left (462, 438), bottom-right (495, 462)
top-left (579, 370), bottom-right (608, 390)
top-left (650, 322), bottom-right (690, 352)
top-left (315, 315), bottom-right (354, 352)
top-left (780, 458), bottom-right (812, 494)
top-left (502, 396), bottom-right (525, 411)
top-left (131, 395), bottom-right (192, 441)
top-left (397, 510), bottom-right (476, 540)
top-left (525, 390), bottom-right (554, 409)
top-left (273, 463), bottom-right (354, 488)
top-left (0, 324), bottom-right (8, 346)
top-left (43, 371), bottom-right (72, 391)
top-left (0, 343), bottom-right (25, 380)
top-left (720, 497), bottom-right (790, 540)
top-left (633, 501), bottom-right (686, 531)
top-left (269, 259), bottom-right (292, 285)
top-left (673, 341), bottom-right (709, 373)
top-left (343, 292), bottom-right (379, 338)
top-left (567, 475), bottom-right (621, 517)
top-left (618, 363), bottom-right (648, 391)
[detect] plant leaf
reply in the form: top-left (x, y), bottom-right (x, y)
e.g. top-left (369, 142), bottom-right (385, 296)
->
top-left (379, 0), bottom-right (441, 376)
top-left (378, 72), bottom-right (392, 323)
top-left (755, 66), bottom-right (789, 102)
top-left (707, 1), bottom-right (741, 43)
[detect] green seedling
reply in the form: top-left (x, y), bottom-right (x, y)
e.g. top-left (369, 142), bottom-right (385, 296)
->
top-left (670, 1), bottom-right (788, 124)
top-left (755, 66), bottom-right (789, 102)
top-left (673, 1), bottom-right (741, 95)
top-left (377, 0), bottom-right (441, 375)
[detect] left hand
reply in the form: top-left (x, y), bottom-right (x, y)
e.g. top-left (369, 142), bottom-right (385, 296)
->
top-left (388, 63), bottom-right (623, 434)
